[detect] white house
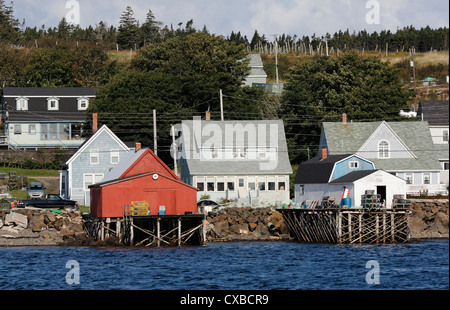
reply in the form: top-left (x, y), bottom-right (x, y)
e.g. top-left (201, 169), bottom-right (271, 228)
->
top-left (242, 54), bottom-right (268, 87)
top-left (319, 116), bottom-right (446, 195)
top-left (176, 118), bottom-right (292, 206)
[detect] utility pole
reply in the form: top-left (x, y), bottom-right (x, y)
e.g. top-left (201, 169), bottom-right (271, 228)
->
top-left (219, 89), bottom-right (224, 121)
top-left (410, 47), bottom-right (417, 111)
top-left (153, 109), bottom-right (157, 156)
top-left (271, 34), bottom-right (280, 84)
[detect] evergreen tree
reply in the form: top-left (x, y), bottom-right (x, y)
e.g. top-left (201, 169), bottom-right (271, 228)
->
top-left (117, 6), bottom-right (140, 49)
top-left (0, 0), bottom-right (20, 42)
top-left (141, 9), bottom-right (162, 45)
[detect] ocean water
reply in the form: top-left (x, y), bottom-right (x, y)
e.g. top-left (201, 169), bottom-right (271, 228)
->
top-left (0, 240), bottom-right (448, 290)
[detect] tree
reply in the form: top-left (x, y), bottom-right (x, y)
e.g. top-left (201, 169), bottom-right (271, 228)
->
top-left (0, 0), bottom-right (20, 42)
top-left (141, 9), bottom-right (162, 45)
top-left (117, 6), bottom-right (140, 49)
top-left (281, 52), bottom-right (412, 164)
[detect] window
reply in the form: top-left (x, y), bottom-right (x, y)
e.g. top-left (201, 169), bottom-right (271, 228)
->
top-left (14, 125), bottom-right (21, 135)
top-left (59, 124), bottom-right (69, 140)
top-left (16, 97), bottom-right (28, 111)
top-left (349, 161), bottom-right (359, 169)
top-left (77, 98), bottom-right (89, 110)
top-left (197, 182), bottom-right (204, 191)
top-left (217, 182), bottom-right (225, 192)
top-left (71, 124), bottom-right (82, 140)
top-left (248, 182), bottom-right (256, 190)
top-left (207, 182), bottom-right (215, 191)
top-left (278, 182), bottom-right (286, 191)
top-left (49, 123), bottom-right (58, 140)
top-left (90, 149), bottom-right (99, 165)
top-left (28, 124), bottom-right (36, 135)
top-left (110, 149), bottom-right (120, 164)
top-left (238, 178), bottom-right (245, 188)
top-left (41, 124), bottom-right (48, 140)
top-left (299, 185), bottom-right (305, 196)
top-left (227, 182), bottom-right (235, 191)
top-left (84, 174), bottom-right (103, 190)
top-left (378, 141), bottom-right (390, 158)
top-left (444, 162), bottom-right (449, 171)
top-left (405, 173), bottom-right (413, 184)
top-left (268, 182), bottom-right (276, 191)
top-left (47, 98), bottom-right (59, 111)
top-left (258, 182), bottom-right (266, 191)
top-left (423, 173), bottom-right (431, 185)
top-left (444, 130), bottom-right (449, 142)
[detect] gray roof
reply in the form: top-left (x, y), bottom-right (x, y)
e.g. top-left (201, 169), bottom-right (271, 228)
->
top-left (180, 119), bottom-right (292, 175)
top-left (329, 170), bottom-right (381, 184)
top-left (2, 87), bottom-right (96, 97)
top-left (101, 148), bottom-right (147, 183)
top-left (417, 100), bottom-right (449, 126)
top-left (294, 154), bottom-right (352, 184)
top-left (321, 121), bottom-right (442, 171)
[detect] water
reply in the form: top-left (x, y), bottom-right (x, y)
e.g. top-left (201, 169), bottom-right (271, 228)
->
top-left (0, 240), bottom-right (448, 290)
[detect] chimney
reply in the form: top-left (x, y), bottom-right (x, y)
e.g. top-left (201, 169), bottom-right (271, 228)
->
top-left (205, 110), bottom-right (211, 121)
top-left (135, 142), bottom-right (142, 152)
top-left (92, 113), bottom-right (98, 133)
top-left (321, 148), bottom-right (328, 160)
top-left (342, 113), bottom-right (347, 124)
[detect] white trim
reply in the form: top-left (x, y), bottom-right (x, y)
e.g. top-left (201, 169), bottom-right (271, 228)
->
top-left (327, 154), bottom-right (376, 183)
top-left (4, 95), bottom-right (96, 98)
top-left (47, 97), bottom-right (60, 111)
top-left (356, 121), bottom-right (417, 159)
top-left (77, 97), bottom-right (90, 111)
top-left (378, 140), bottom-right (390, 159)
top-left (16, 97), bottom-right (29, 111)
top-left (65, 125), bottom-right (130, 166)
top-left (90, 149), bottom-right (99, 165)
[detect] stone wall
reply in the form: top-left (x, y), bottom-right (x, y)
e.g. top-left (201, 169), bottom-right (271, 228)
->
top-left (0, 209), bottom-right (90, 246)
top-left (410, 199), bottom-right (449, 240)
top-left (206, 207), bottom-right (290, 242)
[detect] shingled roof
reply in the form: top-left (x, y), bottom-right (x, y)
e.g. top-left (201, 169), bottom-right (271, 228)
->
top-left (417, 100), bottom-right (449, 126)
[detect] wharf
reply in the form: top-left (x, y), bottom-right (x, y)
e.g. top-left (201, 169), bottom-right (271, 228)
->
top-left (83, 214), bottom-right (207, 247)
top-left (278, 208), bottom-right (412, 244)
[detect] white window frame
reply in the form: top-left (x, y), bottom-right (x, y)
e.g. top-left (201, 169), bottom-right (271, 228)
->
top-left (77, 97), bottom-right (89, 111)
top-left (423, 173), bottom-right (431, 185)
top-left (349, 161), bottom-right (359, 169)
top-left (47, 97), bottom-right (60, 111)
top-left (378, 140), bottom-right (390, 159)
top-left (299, 185), bottom-right (305, 196)
top-left (405, 173), bottom-right (413, 185)
top-left (443, 130), bottom-right (449, 142)
top-left (16, 97), bottom-right (29, 111)
top-left (14, 124), bottom-right (22, 135)
top-left (29, 124), bottom-right (36, 135)
top-left (90, 149), bottom-right (99, 165)
top-left (110, 149), bottom-right (120, 164)
top-left (83, 173), bottom-right (104, 190)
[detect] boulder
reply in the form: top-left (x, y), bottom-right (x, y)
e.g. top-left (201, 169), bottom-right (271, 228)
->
top-left (29, 216), bottom-right (47, 232)
top-left (435, 212), bottom-right (449, 229)
top-left (5, 212), bottom-right (28, 228)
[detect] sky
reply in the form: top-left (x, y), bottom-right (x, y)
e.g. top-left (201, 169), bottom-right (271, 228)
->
top-left (11, 0), bottom-right (450, 38)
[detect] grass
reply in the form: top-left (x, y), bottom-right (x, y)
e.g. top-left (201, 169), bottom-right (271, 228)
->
top-left (0, 167), bottom-right (59, 177)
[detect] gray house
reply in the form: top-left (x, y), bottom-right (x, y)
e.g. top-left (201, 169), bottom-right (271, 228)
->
top-left (60, 125), bottom-right (130, 206)
top-left (319, 118), bottom-right (446, 195)
top-left (242, 54), bottom-right (267, 87)
top-left (177, 118), bottom-right (292, 205)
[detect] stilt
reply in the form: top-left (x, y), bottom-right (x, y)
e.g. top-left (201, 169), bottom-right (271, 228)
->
top-left (130, 218), bottom-right (134, 246)
top-left (177, 218), bottom-right (181, 246)
top-left (157, 217), bottom-right (161, 247)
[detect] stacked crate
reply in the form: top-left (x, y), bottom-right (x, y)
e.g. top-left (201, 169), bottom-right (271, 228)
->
top-left (361, 190), bottom-right (381, 209)
top-left (392, 195), bottom-right (412, 209)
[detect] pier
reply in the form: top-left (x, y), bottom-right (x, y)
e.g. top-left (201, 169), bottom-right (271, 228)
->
top-left (83, 205), bottom-right (207, 247)
top-left (278, 208), bottom-right (412, 244)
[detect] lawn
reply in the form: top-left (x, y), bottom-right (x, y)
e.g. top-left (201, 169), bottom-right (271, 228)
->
top-left (0, 167), bottom-right (59, 177)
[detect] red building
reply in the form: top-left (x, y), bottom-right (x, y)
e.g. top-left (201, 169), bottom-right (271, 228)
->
top-left (89, 147), bottom-right (198, 218)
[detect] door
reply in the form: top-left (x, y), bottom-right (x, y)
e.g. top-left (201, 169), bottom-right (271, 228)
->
top-left (376, 186), bottom-right (387, 206)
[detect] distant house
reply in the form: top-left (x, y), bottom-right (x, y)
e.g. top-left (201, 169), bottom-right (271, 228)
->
top-left (61, 125), bottom-right (130, 206)
top-left (177, 118), bottom-right (292, 205)
top-left (319, 116), bottom-right (446, 195)
top-left (242, 54), bottom-right (267, 87)
top-left (294, 150), bottom-right (406, 208)
top-left (417, 100), bottom-right (449, 185)
top-left (1, 87), bottom-right (96, 149)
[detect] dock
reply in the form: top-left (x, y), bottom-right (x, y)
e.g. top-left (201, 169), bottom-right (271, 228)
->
top-left (83, 207), bottom-right (207, 247)
top-left (278, 208), bottom-right (412, 244)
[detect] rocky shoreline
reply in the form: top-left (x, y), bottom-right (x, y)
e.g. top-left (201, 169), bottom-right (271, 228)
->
top-left (1, 199), bottom-right (448, 247)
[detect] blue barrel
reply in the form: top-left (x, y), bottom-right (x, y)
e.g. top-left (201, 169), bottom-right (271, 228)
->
top-left (341, 198), bottom-right (352, 207)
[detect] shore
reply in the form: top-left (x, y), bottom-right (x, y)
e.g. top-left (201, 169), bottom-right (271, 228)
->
top-left (1, 199), bottom-right (448, 246)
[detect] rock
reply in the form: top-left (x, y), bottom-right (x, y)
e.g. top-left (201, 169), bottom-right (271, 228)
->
top-left (230, 223), bottom-right (249, 235)
top-left (249, 222), bottom-right (258, 231)
top-left (0, 219), bottom-right (3, 229)
top-left (435, 212), bottom-right (449, 229)
top-left (5, 212), bottom-right (28, 228)
top-left (213, 220), bottom-right (229, 236)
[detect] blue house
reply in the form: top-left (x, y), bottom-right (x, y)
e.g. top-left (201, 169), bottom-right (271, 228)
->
top-left (60, 125), bottom-right (130, 206)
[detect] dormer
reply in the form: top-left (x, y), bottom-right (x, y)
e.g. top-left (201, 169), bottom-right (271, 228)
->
top-left (16, 97), bottom-right (29, 111)
top-left (77, 97), bottom-right (90, 111)
top-left (47, 97), bottom-right (60, 111)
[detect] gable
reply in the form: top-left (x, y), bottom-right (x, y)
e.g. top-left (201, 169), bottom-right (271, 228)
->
top-left (330, 155), bottom-right (375, 182)
top-left (120, 149), bottom-right (180, 181)
top-left (356, 122), bottom-right (415, 159)
top-left (66, 125), bottom-right (129, 165)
